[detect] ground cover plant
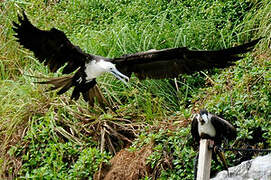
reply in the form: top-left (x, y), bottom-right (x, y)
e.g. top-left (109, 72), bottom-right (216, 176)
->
top-left (0, 0), bottom-right (270, 179)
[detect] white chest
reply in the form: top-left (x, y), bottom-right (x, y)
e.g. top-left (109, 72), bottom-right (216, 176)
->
top-left (198, 121), bottom-right (216, 137)
top-left (84, 60), bottom-right (106, 81)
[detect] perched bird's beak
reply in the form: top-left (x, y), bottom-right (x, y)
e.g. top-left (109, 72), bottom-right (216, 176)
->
top-left (200, 118), bottom-right (205, 125)
top-left (110, 68), bottom-right (129, 85)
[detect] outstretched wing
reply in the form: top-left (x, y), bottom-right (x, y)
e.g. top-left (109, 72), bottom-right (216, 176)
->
top-left (13, 11), bottom-right (90, 74)
top-left (113, 38), bottom-right (260, 79)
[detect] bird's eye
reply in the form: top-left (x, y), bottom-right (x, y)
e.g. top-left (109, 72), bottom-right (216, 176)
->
top-left (110, 67), bottom-right (113, 70)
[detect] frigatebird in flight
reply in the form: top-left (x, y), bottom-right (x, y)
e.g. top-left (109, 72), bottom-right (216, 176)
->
top-left (13, 12), bottom-right (260, 105)
top-left (191, 109), bottom-right (237, 173)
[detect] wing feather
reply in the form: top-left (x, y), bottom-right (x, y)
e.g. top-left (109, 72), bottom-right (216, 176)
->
top-left (191, 116), bottom-right (200, 143)
top-left (13, 11), bottom-right (89, 74)
top-left (210, 115), bottom-right (237, 142)
top-left (113, 39), bottom-right (261, 79)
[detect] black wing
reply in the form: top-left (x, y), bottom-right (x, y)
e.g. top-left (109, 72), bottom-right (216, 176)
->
top-left (210, 114), bottom-right (237, 143)
top-left (112, 39), bottom-right (261, 79)
top-left (13, 11), bottom-right (90, 74)
top-left (191, 115), bottom-right (200, 143)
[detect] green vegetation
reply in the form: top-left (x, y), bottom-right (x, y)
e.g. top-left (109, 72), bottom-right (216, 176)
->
top-left (0, 0), bottom-right (270, 179)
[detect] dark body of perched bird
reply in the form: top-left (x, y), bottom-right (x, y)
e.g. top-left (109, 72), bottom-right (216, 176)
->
top-left (191, 109), bottom-right (237, 173)
top-left (13, 12), bottom-right (261, 105)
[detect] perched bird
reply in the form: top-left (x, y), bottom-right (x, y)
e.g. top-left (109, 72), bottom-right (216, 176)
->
top-left (191, 109), bottom-right (237, 145)
top-left (13, 12), bottom-right (260, 105)
top-left (191, 109), bottom-right (237, 173)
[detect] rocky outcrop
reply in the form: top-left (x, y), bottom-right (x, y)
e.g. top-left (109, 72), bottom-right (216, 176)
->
top-left (212, 154), bottom-right (271, 180)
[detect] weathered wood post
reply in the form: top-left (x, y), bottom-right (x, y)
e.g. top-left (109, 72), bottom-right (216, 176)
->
top-left (197, 139), bottom-right (214, 180)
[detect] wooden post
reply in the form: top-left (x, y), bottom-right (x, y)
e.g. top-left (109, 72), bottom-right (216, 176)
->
top-left (197, 139), bottom-right (214, 180)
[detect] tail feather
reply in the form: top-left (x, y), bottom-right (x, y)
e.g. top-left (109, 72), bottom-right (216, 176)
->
top-left (83, 85), bottom-right (110, 106)
top-left (57, 80), bottom-right (73, 95)
top-left (32, 75), bottom-right (110, 106)
top-left (34, 75), bottom-right (73, 94)
top-left (36, 76), bottom-right (73, 87)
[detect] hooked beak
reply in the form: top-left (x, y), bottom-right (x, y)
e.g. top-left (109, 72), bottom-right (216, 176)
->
top-left (110, 69), bottom-right (129, 85)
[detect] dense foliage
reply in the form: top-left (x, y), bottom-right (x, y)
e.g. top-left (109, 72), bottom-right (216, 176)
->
top-left (0, 0), bottom-right (270, 179)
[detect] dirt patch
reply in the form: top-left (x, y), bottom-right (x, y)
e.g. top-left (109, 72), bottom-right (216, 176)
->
top-left (94, 145), bottom-right (153, 180)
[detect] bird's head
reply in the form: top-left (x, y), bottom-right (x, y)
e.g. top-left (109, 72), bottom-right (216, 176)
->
top-left (98, 60), bottom-right (129, 84)
top-left (198, 109), bottom-right (209, 125)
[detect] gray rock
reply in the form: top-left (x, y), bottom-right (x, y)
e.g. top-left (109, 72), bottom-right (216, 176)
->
top-left (211, 154), bottom-right (271, 180)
